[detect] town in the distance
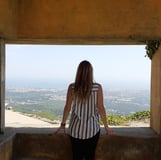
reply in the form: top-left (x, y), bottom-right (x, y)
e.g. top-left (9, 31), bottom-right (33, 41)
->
top-left (5, 87), bottom-right (150, 122)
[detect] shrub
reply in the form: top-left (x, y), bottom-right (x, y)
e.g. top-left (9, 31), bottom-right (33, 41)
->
top-left (100, 110), bottom-right (150, 126)
top-left (127, 110), bottom-right (150, 121)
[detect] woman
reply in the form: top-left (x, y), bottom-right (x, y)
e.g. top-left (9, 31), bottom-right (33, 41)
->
top-left (55, 60), bottom-right (113, 160)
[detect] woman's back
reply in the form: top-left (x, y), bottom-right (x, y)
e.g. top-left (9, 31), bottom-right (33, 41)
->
top-left (69, 83), bottom-right (100, 139)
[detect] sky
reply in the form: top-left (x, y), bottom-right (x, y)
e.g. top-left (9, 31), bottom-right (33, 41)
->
top-left (6, 45), bottom-right (151, 89)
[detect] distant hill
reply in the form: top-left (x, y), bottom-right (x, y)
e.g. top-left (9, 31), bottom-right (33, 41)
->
top-left (5, 88), bottom-right (150, 118)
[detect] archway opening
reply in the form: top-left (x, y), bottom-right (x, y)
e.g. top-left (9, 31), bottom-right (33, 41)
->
top-left (5, 44), bottom-right (151, 129)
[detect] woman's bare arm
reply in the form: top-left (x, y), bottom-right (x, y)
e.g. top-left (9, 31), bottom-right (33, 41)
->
top-left (61, 84), bottom-right (73, 124)
top-left (97, 84), bottom-right (114, 134)
top-left (54, 84), bottom-right (72, 133)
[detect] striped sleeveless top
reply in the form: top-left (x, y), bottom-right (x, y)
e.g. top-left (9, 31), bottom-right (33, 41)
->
top-left (69, 83), bottom-right (100, 139)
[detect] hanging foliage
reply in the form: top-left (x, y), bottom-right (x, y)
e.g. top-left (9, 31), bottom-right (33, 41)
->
top-left (145, 40), bottom-right (161, 60)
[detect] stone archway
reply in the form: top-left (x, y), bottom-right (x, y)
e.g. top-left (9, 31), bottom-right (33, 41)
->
top-left (0, 41), bottom-right (160, 135)
top-left (0, 0), bottom-right (161, 135)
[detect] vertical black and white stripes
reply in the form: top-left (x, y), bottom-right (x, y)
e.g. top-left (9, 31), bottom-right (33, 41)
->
top-left (69, 83), bottom-right (100, 139)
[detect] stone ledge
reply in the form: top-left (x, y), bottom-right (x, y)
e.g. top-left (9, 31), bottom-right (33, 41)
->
top-left (0, 127), bottom-right (160, 160)
top-left (13, 133), bottom-right (161, 160)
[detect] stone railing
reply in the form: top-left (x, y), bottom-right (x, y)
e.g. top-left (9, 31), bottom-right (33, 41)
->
top-left (13, 133), bottom-right (161, 160)
top-left (0, 128), bottom-right (161, 160)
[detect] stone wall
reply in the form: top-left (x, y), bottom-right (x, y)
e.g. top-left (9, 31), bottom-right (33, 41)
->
top-left (0, 0), bottom-right (18, 38)
top-left (151, 47), bottom-right (161, 134)
top-left (0, 135), bottom-right (13, 160)
top-left (0, 0), bottom-right (161, 135)
top-left (0, 131), bottom-right (160, 160)
top-left (0, 0), bottom-right (161, 43)
top-left (13, 133), bottom-right (161, 160)
top-left (17, 0), bottom-right (161, 42)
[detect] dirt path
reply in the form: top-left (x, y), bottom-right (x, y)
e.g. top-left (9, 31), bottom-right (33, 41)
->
top-left (5, 109), bottom-right (58, 128)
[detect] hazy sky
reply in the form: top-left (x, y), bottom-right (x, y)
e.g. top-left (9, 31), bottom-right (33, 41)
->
top-left (6, 45), bottom-right (151, 89)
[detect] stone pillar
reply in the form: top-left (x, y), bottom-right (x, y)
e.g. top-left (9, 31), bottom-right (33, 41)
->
top-left (0, 39), bottom-right (5, 133)
top-left (151, 46), bottom-right (161, 135)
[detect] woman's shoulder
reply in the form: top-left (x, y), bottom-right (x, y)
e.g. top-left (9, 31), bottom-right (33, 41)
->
top-left (92, 82), bottom-right (102, 90)
top-left (93, 82), bottom-right (101, 87)
top-left (68, 83), bottom-right (75, 88)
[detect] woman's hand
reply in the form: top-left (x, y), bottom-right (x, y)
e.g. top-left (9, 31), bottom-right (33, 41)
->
top-left (105, 127), bottom-right (115, 135)
top-left (54, 123), bottom-right (66, 134)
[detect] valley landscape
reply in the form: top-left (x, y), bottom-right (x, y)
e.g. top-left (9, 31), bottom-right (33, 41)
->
top-left (5, 87), bottom-right (150, 123)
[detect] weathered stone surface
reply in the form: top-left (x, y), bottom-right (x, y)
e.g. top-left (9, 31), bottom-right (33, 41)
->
top-left (0, 0), bottom-right (18, 38)
top-left (0, 136), bottom-right (13, 160)
top-left (96, 135), bottom-right (161, 160)
top-left (0, 2), bottom-right (161, 159)
top-left (13, 133), bottom-right (161, 160)
top-left (151, 47), bottom-right (161, 134)
top-left (0, 39), bottom-right (5, 133)
top-left (13, 134), bottom-right (72, 160)
top-left (0, 0), bottom-right (161, 43)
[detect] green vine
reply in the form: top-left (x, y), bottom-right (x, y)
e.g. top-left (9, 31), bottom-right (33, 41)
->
top-left (145, 40), bottom-right (161, 60)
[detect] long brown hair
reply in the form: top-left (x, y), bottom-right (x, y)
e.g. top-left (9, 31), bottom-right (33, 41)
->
top-left (74, 60), bottom-right (93, 101)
